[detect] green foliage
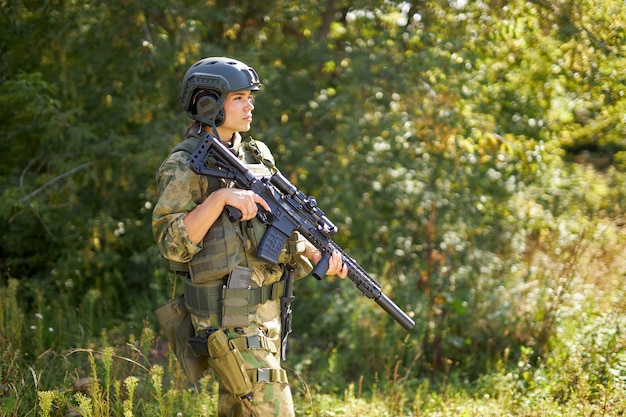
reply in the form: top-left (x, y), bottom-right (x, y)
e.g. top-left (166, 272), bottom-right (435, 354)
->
top-left (1, 0), bottom-right (626, 415)
top-left (2, 309), bottom-right (623, 416)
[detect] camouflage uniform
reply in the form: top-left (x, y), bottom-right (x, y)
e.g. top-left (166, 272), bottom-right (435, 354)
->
top-left (153, 131), bottom-right (310, 417)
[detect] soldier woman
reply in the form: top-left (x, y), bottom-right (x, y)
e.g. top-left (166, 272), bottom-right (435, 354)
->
top-left (153, 57), bottom-right (346, 417)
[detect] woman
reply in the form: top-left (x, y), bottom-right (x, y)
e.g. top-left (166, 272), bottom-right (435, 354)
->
top-left (153, 57), bottom-right (346, 417)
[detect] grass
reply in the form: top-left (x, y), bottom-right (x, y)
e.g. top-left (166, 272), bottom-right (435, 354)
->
top-left (1, 220), bottom-right (625, 416)
top-left (2, 306), bottom-right (624, 417)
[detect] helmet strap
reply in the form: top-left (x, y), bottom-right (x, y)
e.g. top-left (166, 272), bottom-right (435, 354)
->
top-left (195, 122), bottom-right (223, 144)
top-left (211, 125), bottom-right (221, 142)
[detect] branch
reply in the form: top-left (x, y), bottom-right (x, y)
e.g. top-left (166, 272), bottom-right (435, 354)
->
top-left (18, 161), bottom-right (95, 203)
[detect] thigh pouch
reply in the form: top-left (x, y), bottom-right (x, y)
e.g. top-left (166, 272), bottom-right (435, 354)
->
top-left (205, 329), bottom-right (253, 398)
top-left (187, 331), bottom-right (287, 398)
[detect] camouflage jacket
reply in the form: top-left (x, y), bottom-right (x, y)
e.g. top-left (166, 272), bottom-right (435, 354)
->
top-left (152, 130), bottom-right (271, 260)
top-left (152, 131), bottom-right (312, 282)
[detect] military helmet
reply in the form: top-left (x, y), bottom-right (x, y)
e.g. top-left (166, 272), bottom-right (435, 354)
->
top-left (180, 57), bottom-right (261, 126)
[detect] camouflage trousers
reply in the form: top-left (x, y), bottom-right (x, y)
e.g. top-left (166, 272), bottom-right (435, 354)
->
top-left (217, 347), bottom-right (294, 417)
top-left (192, 265), bottom-right (295, 417)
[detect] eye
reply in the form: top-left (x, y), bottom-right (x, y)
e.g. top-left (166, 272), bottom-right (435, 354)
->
top-left (230, 92), bottom-right (255, 103)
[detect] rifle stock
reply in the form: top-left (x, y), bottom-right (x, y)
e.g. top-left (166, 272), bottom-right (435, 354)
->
top-left (188, 133), bottom-right (415, 331)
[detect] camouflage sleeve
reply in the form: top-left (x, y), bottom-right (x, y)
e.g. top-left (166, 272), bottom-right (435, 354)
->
top-left (152, 151), bottom-right (206, 263)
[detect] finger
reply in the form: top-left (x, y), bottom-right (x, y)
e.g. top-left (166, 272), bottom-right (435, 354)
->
top-left (333, 252), bottom-right (347, 278)
top-left (310, 249), bottom-right (322, 264)
top-left (329, 252), bottom-right (343, 275)
top-left (236, 201), bottom-right (260, 220)
top-left (247, 201), bottom-right (259, 219)
top-left (252, 194), bottom-right (271, 212)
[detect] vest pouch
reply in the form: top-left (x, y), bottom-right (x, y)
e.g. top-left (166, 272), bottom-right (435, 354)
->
top-left (206, 330), bottom-right (253, 397)
top-left (188, 211), bottom-right (243, 283)
top-left (154, 295), bottom-right (208, 382)
top-left (221, 265), bottom-right (253, 328)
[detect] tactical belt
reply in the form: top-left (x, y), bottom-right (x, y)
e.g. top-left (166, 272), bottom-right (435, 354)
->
top-left (184, 278), bottom-right (285, 319)
top-left (247, 368), bottom-right (288, 384)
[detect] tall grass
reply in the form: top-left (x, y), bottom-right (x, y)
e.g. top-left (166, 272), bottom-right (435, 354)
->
top-left (2, 215), bottom-right (624, 417)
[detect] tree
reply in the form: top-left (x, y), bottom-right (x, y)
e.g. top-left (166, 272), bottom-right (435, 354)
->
top-left (1, 0), bottom-right (624, 384)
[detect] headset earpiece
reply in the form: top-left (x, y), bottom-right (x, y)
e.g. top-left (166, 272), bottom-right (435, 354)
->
top-left (193, 90), bottom-right (224, 126)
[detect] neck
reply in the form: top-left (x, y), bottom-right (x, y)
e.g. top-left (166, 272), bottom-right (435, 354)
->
top-left (202, 125), bottom-right (236, 144)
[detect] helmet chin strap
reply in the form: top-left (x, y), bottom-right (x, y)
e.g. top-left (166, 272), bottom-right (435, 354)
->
top-left (196, 122), bottom-right (222, 142)
top-left (211, 125), bottom-right (221, 141)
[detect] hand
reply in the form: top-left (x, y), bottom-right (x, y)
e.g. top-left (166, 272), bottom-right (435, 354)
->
top-left (184, 188), bottom-right (270, 245)
top-left (222, 189), bottom-right (270, 221)
top-left (304, 242), bottom-right (347, 279)
top-left (326, 250), bottom-right (348, 278)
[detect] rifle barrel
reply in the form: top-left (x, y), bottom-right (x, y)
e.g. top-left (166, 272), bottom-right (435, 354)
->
top-left (374, 292), bottom-right (416, 331)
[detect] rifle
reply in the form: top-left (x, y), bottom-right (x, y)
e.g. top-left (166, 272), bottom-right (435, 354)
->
top-left (187, 133), bottom-right (415, 332)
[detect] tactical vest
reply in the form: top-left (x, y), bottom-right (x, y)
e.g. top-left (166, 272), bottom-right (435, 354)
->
top-left (166, 134), bottom-right (280, 284)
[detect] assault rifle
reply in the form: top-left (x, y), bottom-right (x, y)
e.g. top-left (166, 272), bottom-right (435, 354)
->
top-left (187, 133), bottom-right (415, 332)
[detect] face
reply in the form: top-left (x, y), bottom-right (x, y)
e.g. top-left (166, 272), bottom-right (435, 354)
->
top-left (216, 90), bottom-right (255, 139)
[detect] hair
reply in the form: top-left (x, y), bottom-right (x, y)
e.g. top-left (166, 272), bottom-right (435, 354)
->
top-left (184, 119), bottom-right (202, 138)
